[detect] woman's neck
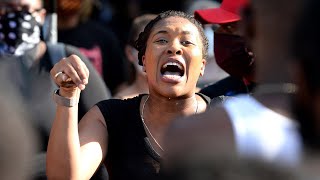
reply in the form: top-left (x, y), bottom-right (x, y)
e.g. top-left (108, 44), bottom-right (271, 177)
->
top-left (144, 93), bottom-right (199, 125)
top-left (140, 93), bottom-right (205, 153)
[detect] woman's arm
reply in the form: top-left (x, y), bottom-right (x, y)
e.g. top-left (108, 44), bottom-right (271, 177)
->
top-left (65, 45), bottom-right (111, 117)
top-left (46, 55), bottom-right (108, 180)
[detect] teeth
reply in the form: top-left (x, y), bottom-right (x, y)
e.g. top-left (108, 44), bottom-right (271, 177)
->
top-left (163, 72), bottom-right (181, 76)
top-left (163, 62), bottom-right (183, 70)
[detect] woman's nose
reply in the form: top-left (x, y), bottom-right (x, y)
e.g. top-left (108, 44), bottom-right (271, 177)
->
top-left (167, 41), bottom-right (182, 55)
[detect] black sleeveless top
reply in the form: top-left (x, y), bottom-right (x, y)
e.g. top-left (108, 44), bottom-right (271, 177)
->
top-left (96, 93), bottom-right (211, 180)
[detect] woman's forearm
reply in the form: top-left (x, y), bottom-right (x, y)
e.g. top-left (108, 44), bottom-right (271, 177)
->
top-left (47, 92), bottom-right (83, 179)
top-left (47, 54), bottom-right (100, 179)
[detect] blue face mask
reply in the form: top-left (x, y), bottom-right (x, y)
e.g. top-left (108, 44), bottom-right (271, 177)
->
top-left (0, 9), bottom-right (40, 56)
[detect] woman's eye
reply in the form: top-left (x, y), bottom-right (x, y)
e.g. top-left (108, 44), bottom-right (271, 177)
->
top-left (155, 39), bottom-right (168, 43)
top-left (181, 41), bottom-right (194, 46)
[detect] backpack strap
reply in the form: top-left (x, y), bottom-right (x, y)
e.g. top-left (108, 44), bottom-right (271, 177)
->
top-left (46, 42), bottom-right (66, 66)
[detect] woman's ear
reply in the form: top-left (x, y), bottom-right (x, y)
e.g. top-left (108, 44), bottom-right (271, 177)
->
top-left (200, 59), bottom-right (207, 76)
top-left (142, 55), bottom-right (146, 72)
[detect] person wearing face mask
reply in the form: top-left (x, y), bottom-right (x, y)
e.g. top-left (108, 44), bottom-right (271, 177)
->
top-left (0, 4), bottom-right (41, 56)
top-left (0, 0), bottom-right (110, 179)
top-left (194, 0), bottom-right (256, 99)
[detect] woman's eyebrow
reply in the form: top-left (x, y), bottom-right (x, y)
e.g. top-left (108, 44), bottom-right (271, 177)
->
top-left (152, 30), bottom-right (168, 38)
top-left (152, 30), bottom-right (193, 37)
top-left (182, 31), bottom-right (192, 35)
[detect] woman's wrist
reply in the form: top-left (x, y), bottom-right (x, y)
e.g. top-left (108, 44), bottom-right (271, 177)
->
top-left (59, 87), bottom-right (81, 98)
top-left (52, 89), bottom-right (80, 107)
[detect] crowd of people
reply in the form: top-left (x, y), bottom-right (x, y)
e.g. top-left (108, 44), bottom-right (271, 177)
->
top-left (1, 0), bottom-right (320, 179)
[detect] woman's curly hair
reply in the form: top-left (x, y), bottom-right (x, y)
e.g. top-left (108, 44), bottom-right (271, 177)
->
top-left (135, 10), bottom-right (209, 65)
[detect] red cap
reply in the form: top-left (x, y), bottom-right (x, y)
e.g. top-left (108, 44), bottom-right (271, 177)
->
top-left (194, 0), bottom-right (249, 24)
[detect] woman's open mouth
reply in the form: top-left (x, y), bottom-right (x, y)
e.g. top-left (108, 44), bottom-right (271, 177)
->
top-left (160, 61), bottom-right (185, 82)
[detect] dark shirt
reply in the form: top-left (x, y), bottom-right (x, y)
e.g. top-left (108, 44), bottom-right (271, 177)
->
top-left (58, 20), bottom-right (129, 95)
top-left (200, 76), bottom-right (256, 99)
top-left (96, 93), bottom-right (211, 180)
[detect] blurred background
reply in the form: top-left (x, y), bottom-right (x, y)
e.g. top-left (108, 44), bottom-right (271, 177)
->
top-left (44, 0), bottom-right (227, 89)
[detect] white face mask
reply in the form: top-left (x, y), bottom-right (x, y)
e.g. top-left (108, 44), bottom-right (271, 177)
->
top-left (0, 9), bottom-right (40, 56)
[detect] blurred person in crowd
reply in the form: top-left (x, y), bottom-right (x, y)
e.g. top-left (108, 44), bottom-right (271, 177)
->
top-left (164, 0), bottom-right (303, 167)
top-left (162, 141), bottom-right (311, 180)
top-left (57, 0), bottom-right (129, 95)
top-left (0, 0), bottom-right (110, 179)
top-left (105, 0), bottom-right (186, 48)
top-left (89, 0), bottom-right (114, 25)
top-left (195, 0), bottom-right (256, 98)
top-left (184, 0), bottom-right (229, 88)
top-left (292, 0), bottom-right (320, 151)
top-left (114, 14), bottom-right (157, 99)
top-left (47, 10), bottom-right (211, 179)
top-left (0, 64), bottom-right (37, 180)
top-left (0, 0), bottom-right (110, 152)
